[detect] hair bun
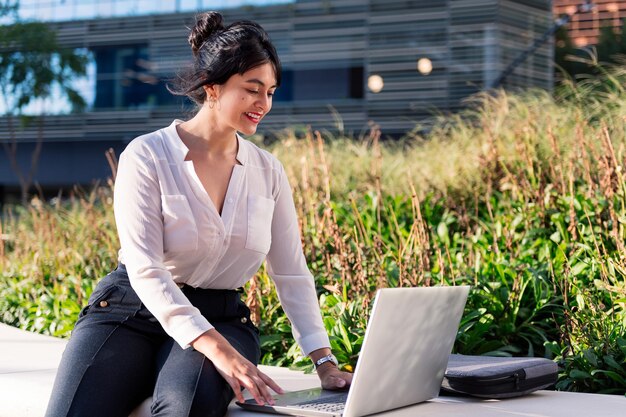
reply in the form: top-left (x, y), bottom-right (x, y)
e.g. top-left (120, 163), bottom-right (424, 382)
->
top-left (189, 12), bottom-right (225, 56)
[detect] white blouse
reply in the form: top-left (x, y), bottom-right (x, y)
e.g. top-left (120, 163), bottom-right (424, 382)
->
top-left (114, 119), bottom-right (330, 354)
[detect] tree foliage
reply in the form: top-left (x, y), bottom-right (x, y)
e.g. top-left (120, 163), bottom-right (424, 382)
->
top-left (596, 20), bottom-right (626, 64)
top-left (0, 1), bottom-right (87, 114)
top-left (0, 0), bottom-right (88, 202)
top-left (555, 19), bottom-right (626, 83)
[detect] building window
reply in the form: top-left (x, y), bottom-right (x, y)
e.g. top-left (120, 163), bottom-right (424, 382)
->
top-left (273, 69), bottom-right (293, 102)
top-left (94, 45), bottom-right (165, 109)
top-left (292, 67), bottom-right (363, 101)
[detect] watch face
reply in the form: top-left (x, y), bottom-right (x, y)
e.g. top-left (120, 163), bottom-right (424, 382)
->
top-left (316, 354), bottom-right (338, 368)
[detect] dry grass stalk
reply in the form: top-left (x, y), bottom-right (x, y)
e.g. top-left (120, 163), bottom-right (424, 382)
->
top-left (0, 213), bottom-right (5, 264)
top-left (598, 126), bottom-right (625, 257)
top-left (105, 148), bottom-right (118, 181)
top-left (246, 274), bottom-right (261, 326)
top-left (314, 131), bottom-right (331, 203)
top-left (575, 123), bottom-right (595, 200)
top-left (444, 244), bottom-right (457, 285)
top-left (369, 126), bottom-right (383, 235)
top-left (567, 157), bottom-right (578, 242)
top-left (582, 206), bottom-right (610, 282)
top-left (547, 124), bottom-right (566, 195)
top-left (408, 181), bottom-right (431, 286)
top-left (436, 246), bottom-right (445, 286)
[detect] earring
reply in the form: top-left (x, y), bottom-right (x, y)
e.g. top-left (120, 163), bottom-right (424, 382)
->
top-left (207, 96), bottom-right (215, 109)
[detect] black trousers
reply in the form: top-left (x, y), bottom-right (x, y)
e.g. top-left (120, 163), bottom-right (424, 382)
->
top-left (45, 264), bottom-right (260, 417)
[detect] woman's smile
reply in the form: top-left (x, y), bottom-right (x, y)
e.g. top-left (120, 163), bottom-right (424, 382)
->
top-left (244, 112), bottom-right (262, 124)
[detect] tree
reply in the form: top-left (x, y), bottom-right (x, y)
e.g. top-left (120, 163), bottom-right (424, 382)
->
top-left (0, 0), bottom-right (87, 203)
top-left (596, 19), bottom-right (626, 64)
top-left (555, 18), bottom-right (626, 85)
top-left (554, 26), bottom-right (595, 83)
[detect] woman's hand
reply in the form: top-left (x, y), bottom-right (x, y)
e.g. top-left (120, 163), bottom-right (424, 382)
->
top-left (309, 348), bottom-right (353, 390)
top-left (317, 364), bottom-right (353, 390)
top-left (191, 329), bottom-right (284, 405)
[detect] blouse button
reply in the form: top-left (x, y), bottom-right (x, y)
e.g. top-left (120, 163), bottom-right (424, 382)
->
top-left (241, 317), bottom-right (248, 324)
top-left (99, 300), bottom-right (109, 308)
top-left (227, 198), bottom-right (234, 204)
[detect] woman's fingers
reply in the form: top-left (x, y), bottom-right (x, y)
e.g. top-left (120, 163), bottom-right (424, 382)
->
top-left (192, 330), bottom-right (282, 405)
top-left (250, 374), bottom-right (275, 405)
top-left (214, 363), bottom-right (263, 404)
top-left (342, 371), bottom-right (353, 385)
top-left (246, 381), bottom-right (264, 405)
top-left (233, 367), bottom-right (283, 405)
top-left (258, 370), bottom-right (285, 394)
top-left (224, 375), bottom-right (246, 403)
top-left (215, 359), bottom-right (274, 405)
top-left (326, 376), bottom-right (346, 389)
top-left (241, 373), bottom-right (270, 405)
top-left (319, 369), bottom-right (353, 390)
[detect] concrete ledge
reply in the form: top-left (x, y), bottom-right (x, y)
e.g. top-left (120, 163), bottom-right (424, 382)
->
top-left (0, 323), bottom-right (320, 417)
top-left (0, 324), bottom-right (68, 417)
top-left (2, 323), bottom-right (626, 417)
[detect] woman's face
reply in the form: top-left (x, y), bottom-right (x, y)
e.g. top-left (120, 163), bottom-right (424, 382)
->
top-left (210, 62), bottom-right (277, 136)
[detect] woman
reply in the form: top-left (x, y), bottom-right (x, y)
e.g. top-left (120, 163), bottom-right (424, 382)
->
top-left (46, 11), bottom-right (352, 417)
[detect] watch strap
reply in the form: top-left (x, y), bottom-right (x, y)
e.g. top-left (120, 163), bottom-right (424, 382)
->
top-left (315, 354), bottom-right (338, 369)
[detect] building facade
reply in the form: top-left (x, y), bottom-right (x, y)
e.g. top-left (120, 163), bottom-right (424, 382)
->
top-left (554, 0), bottom-right (626, 47)
top-left (0, 0), bottom-right (553, 202)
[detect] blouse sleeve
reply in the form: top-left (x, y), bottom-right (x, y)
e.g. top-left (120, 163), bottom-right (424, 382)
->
top-left (265, 165), bottom-right (331, 356)
top-left (114, 147), bottom-right (213, 349)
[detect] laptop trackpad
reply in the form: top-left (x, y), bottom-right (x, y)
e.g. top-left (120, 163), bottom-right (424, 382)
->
top-left (238, 387), bottom-right (348, 413)
top-left (254, 387), bottom-right (344, 406)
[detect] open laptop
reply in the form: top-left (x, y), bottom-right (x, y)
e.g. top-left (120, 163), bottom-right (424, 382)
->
top-left (237, 285), bottom-right (470, 417)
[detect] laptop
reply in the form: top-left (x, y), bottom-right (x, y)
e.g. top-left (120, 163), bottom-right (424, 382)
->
top-left (237, 285), bottom-right (470, 417)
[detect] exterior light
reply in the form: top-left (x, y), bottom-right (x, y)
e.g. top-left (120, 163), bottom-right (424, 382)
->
top-left (367, 74), bottom-right (384, 93)
top-left (607, 3), bottom-right (618, 13)
top-left (417, 58), bottom-right (432, 75)
top-left (575, 37), bottom-right (588, 47)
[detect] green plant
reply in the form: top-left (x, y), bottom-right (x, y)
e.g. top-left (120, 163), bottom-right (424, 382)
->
top-left (4, 65), bottom-right (626, 395)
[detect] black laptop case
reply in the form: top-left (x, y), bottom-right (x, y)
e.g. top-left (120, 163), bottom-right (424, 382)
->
top-left (441, 354), bottom-right (558, 398)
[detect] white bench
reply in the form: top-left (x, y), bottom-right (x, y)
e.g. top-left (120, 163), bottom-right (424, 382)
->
top-left (1, 323), bottom-right (625, 417)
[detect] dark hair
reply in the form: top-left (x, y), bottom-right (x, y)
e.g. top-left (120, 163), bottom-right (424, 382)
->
top-left (168, 11), bottom-right (281, 105)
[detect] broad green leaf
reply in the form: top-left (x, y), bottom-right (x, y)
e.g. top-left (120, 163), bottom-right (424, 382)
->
top-left (570, 369), bottom-right (592, 379)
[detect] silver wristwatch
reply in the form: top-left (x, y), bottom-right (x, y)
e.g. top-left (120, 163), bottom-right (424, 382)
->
top-left (314, 354), bottom-right (339, 369)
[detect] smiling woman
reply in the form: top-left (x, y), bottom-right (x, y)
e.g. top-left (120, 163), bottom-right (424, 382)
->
top-left (195, 64), bottom-right (277, 137)
top-left (44, 11), bottom-right (352, 417)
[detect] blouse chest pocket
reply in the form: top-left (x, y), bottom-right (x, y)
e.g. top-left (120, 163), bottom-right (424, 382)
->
top-left (161, 194), bottom-right (199, 253)
top-left (246, 194), bottom-right (275, 254)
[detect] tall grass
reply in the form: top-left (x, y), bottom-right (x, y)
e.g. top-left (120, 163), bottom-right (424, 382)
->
top-left (0, 185), bottom-right (118, 335)
top-left (2, 65), bottom-right (626, 394)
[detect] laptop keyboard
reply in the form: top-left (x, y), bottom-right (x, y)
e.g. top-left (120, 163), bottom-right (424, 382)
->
top-left (288, 392), bottom-right (348, 413)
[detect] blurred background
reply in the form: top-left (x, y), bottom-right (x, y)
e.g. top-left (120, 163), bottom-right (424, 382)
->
top-left (0, 0), bottom-right (624, 203)
top-left (3, 3), bottom-right (626, 392)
